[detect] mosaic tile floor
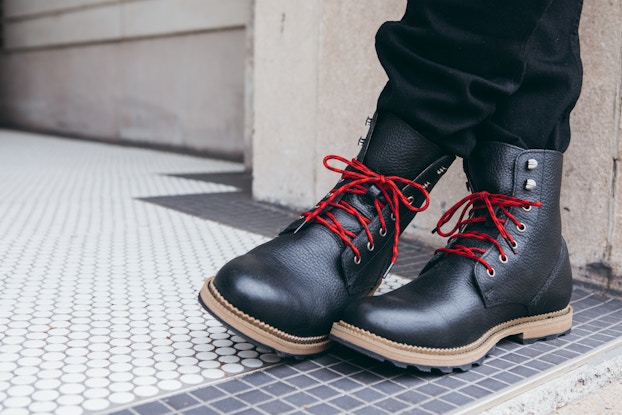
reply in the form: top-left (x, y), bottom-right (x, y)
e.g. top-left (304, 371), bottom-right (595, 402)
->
top-left (0, 129), bottom-right (621, 415)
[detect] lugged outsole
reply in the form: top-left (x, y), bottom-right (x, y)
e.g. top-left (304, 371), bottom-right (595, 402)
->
top-left (330, 305), bottom-right (572, 372)
top-left (198, 277), bottom-right (332, 357)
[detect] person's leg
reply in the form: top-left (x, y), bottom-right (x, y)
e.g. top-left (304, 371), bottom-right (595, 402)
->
top-left (476, 0), bottom-right (583, 152)
top-left (331, 0), bottom-right (584, 371)
top-left (374, 0), bottom-right (581, 156)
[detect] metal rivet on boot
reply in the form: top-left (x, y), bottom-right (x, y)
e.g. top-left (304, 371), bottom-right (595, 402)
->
top-left (525, 179), bottom-right (537, 190)
top-left (527, 159), bottom-right (538, 170)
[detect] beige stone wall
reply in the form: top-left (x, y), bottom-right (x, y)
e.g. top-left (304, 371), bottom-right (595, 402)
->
top-left (567, 0), bottom-right (622, 291)
top-left (2, 0), bottom-right (250, 49)
top-left (251, 0), bottom-right (622, 291)
top-left (1, 0), bottom-right (251, 159)
top-left (253, 0), bottom-right (410, 209)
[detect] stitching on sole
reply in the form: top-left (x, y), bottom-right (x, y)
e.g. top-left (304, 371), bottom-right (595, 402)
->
top-left (200, 277), bottom-right (331, 355)
top-left (331, 306), bottom-right (572, 366)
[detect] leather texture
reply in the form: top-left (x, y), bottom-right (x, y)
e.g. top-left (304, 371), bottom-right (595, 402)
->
top-left (335, 142), bottom-right (572, 349)
top-left (210, 113), bottom-right (455, 339)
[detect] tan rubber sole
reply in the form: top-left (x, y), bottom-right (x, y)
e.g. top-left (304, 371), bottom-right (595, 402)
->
top-left (330, 305), bottom-right (573, 370)
top-left (199, 277), bottom-right (331, 356)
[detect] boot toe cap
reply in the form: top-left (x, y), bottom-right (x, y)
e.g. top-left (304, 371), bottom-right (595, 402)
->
top-left (339, 280), bottom-right (490, 350)
top-left (341, 295), bottom-right (453, 347)
top-left (213, 254), bottom-right (292, 319)
top-left (212, 252), bottom-right (340, 337)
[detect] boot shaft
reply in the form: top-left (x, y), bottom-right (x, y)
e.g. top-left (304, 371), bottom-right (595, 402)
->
top-left (462, 142), bottom-right (570, 310)
top-left (464, 142), bottom-right (563, 235)
top-left (358, 112), bottom-right (453, 179)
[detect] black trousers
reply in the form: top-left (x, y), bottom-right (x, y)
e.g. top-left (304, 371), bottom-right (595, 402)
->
top-left (375, 0), bottom-right (583, 158)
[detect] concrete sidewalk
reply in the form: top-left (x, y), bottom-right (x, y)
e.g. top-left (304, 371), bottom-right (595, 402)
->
top-left (555, 380), bottom-right (622, 414)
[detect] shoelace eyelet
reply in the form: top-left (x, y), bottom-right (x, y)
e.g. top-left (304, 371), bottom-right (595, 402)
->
top-left (366, 242), bottom-right (374, 251)
top-left (487, 268), bottom-right (496, 277)
top-left (407, 196), bottom-right (415, 205)
top-left (390, 213), bottom-right (396, 221)
top-left (303, 154), bottom-right (431, 267)
top-left (435, 191), bottom-right (540, 275)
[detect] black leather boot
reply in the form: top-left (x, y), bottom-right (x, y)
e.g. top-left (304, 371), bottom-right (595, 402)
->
top-left (198, 113), bottom-right (455, 356)
top-left (331, 142), bottom-right (573, 371)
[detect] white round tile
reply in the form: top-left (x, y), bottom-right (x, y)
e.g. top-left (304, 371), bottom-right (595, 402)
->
top-left (82, 398), bottom-right (109, 412)
top-left (57, 394), bottom-right (84, 406)
top-left (29, 400), bottom-right (57, 413)
top-left (134, 386), bottom-right (159, 397)
top-left (109, 392), bottom-right (135, 405)
top-left (202, 369), bottom-right (225, 379)
top-left (84, 388), bottom-right (110, 400)
top-left (158, 379), bottom-right (182, 391)
top-left (54, 405), bottom-right (84, 415)
top-left (242, 359), bottom-right (264, 368)
top-left (3, 396), bottom-right (32, 408)
top-left (7, 385), bottom-right (35, 397)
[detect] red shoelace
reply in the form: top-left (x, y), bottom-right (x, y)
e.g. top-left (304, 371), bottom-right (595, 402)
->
top-left (434, 191), bottom-right (542, 276)
top-left (297, 155), bottom-right (430, 266)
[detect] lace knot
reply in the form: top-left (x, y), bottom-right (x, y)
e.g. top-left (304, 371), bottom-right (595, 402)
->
top-left (300, 155), bottom-right (430, 265)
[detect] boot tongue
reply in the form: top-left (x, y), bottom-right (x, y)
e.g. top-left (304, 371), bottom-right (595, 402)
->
top-left (465, 142), bottom-right (525, 195)
top-left (305, 113), bottom-right (452, 244)
top-left (361, 112), bottom-right (446, 179)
